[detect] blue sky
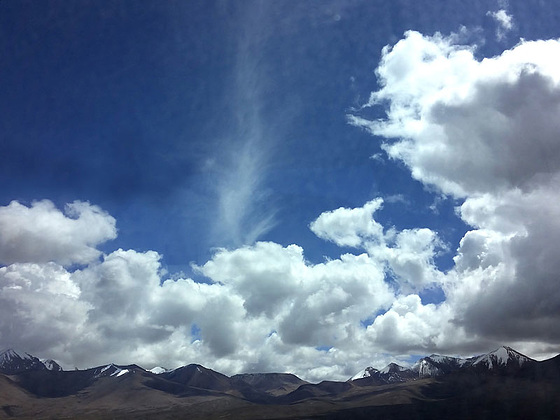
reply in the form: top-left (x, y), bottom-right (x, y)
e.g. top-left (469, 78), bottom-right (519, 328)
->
top-left (2, 0), bottom-right (560, 381)
top-left (0, 1), bottom-right (483, 268)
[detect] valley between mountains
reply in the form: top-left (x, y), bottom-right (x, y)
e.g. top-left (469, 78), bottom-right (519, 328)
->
top-left (1, 346), bottom-right (559, 419)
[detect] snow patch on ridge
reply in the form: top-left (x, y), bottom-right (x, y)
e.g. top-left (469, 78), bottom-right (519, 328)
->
top-left (99, 364), bottom-right (114, 374)
top-left (94, 363), bottom-right (132, 378)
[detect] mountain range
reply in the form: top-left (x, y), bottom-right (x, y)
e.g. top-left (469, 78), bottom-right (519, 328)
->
top-left (350, 346), bottom-right (534, 384)
top-left (1, 346), bottom-right (559, 419)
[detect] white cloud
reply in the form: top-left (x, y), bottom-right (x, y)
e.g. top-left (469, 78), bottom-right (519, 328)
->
top-left (211, 138), bottom-right (277, 247)
top-left (310, 198), bottom-right (385, 247)
top-left (367, 295), bottom-right (449, 351)
top-left (365, 294), bottom-right (496, 356)
top-left (196, 242), bottom-right (303, 317)
top-left (0, 262), bottom-right (92, 358)
top-left (0, 200), bottom-right (116, 266)
top-left (351, 33), bottom-right (560, 197)
top-left (0, 201), bottom-right (397, 380)
top-left (370, 152), bottom-right (385, 163)
top-left (448, 184), bottom-right (560, 342)
top-left (311, 198), bottom-right (444, 293)
top-left (198, 242), bottom-right (394, 351)
top-left (381, 228), bottom-right (446, 292)
top-left (350, 30), bottom-right (560, 352)
top-left (204, 7), bottom-right (279, 249)
top-left (277, 252), bottom-right (394, 347)
top-left (487, 9), bottom-right (514, 41)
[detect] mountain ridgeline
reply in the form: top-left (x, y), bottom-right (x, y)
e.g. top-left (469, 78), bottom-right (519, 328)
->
top-left (351, 346), bottom-right (535, 385)
top-left (1, 346), bottom-right (559, 419)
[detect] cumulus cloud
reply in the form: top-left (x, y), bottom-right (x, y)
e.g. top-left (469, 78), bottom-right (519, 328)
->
top-left (276, 252), bottom-right (393, 347)
top-left (350, 30), bottom-right (560, 354)
top-left (0, 262), bottom-right (92, 358)
top-left (449, 185), bottom-right (560, 342)
top-left (368, 296), bottom-right (448, 351)
top-left (310, 198), bottom-right (385, 247)
top-left (0, 200), bottom-right (116, 266)
top-left (310, 198), bottom-right (444, 293)
top-left (381, 228), bottom-right (446, 292)
top-left (196, 242), bottom-right (304, 318)
top-left (0, 200), bottom-right (397, 380)
top-left (350, 33), bottom-right (560, 197)
top-left (197, 241), bottom-right (394, 350)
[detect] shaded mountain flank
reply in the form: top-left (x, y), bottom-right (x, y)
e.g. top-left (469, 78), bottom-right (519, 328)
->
top-left (0, 346), bottom-right (559, 419)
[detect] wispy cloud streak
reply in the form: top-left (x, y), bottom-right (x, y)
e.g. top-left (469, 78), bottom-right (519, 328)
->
top-left (208, 4), bottom-right (277, 247)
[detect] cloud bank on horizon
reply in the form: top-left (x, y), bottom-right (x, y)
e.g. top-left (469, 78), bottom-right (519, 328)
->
top-left (2, 9), bottom-right (560, 381)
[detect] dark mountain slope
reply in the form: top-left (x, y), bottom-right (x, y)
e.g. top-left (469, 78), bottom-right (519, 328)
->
top-left (520, 353), bottom-right (560, 382)
top-left (151, 363), bottom-right (274, 402)
top-left (12, 364), bottom-right (144, 398)
top-left (231, 372), bottom-right (308, 396)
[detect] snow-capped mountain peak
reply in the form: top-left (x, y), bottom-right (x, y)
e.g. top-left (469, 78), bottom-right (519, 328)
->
top-left (1, 348), bottom-right (33, 361)
top-left (412, 358), bottom-right (443, 377)
top-left (148, 366), bottom-right (170, 374)
top-left (426, 354), bottom-right (465, 364)
top-left (411, 354), bottom-right (470, 378)
top-left (0, 348), bottom-right (48, 374)
top-left (417, 346), bottom-right (537, 374)
top-left (350, 362), bottom-right (416, 384)
top-left (41, 358), bottom-right (63, 371)
top-left (350, 366), bottom-right (379, 381)
top-left (93, 363), bottom-right (135, 378)
top-left (471, 346), bottom-right (534, 369)
top-left (353, 346), bottom-right (539, 383)
top-left (379, 362), bottom-right (408, 374)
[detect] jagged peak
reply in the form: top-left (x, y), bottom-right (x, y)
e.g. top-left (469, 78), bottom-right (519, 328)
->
top-left (41, 358), bottom-right (63, 371)
top-left (379, 362), bottom-right (408, 374)
top-left (0, 348), bottom-right (48, 374)
top-left (0, 348), bottom-right (34, 361)
top-left (472, 346), bottom-right (534, 368)
top-left (497, 345), bottom-right (533, 359)
top-left (350, 366), bottom-right (379, 381)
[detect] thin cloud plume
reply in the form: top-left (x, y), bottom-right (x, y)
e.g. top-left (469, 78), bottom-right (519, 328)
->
top-left (208, 4), bottom-right (277, 248)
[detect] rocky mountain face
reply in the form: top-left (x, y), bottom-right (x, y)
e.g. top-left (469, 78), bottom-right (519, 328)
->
top-left (0, 346), bottom-right (559, 419)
